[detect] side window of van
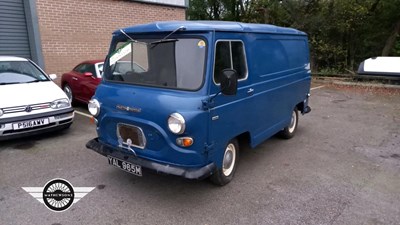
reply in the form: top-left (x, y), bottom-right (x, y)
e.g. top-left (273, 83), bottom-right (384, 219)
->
top-left (214, 41), bottom-right (248, 84)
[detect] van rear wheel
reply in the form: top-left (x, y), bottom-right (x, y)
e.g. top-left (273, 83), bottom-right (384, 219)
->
top-left (279, 108), bottom-right (298, 139)
top-left (210, 139), bottom-right (239, 186)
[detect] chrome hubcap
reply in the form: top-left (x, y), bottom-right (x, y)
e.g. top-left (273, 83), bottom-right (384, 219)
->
top-left (222, 143), bottom-right (236, 176)
top-left (288, 111), bottom-right (296, 133)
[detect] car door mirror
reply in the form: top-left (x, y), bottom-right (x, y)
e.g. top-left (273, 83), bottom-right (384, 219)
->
top-left (83, 72), bottom-right (93, 77)
top-left (49, 74), bottom-right (57, 80)
top-left (220, 69), bottom-right (238, 96)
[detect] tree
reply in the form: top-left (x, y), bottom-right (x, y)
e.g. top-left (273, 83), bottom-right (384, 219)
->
top-left (187, 0), bottom-right (400, 72)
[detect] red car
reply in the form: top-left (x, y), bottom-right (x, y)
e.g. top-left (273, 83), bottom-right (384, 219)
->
top-left (61, 60), bottom-right (103, 104)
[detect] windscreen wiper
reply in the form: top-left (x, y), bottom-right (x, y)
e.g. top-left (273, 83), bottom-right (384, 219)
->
top-left (119, 26), bottom-right (185, 48)
top-left (120, 29), bottom-right (138, 43)
top-left (118, 29), bottom-right (148, 47)
top-left (149, 26), bottom-right (186, 48)
top-left (26, 80), bottom-right (41, 83)
top-left (149, 39), bottom-right (178, 47)
top-left (0, 82), bottom-right (22, 85)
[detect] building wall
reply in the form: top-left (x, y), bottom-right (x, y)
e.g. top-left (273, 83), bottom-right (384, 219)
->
top-left (35, 0), bottom-right (186, 82)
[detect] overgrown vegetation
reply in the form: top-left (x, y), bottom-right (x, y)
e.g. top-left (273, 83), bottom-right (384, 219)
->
top-left (187, 0), bottom-right (400, 73)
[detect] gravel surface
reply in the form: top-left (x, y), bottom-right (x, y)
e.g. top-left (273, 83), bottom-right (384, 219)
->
top-left (1, 86), bottom-right (399, 225)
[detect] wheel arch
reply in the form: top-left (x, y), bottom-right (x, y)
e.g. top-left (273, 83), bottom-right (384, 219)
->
top-left (236, 131), bottom-right (251, 149)
top-left (295, 101), bottom-right (303, 112)
top-left (61, 79), bottom-right (67, 88)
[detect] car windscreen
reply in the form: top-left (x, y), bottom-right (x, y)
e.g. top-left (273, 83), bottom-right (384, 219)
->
top-left (0, 61), bottom-right (49, 85)
top-left (104, 38), bottom-right (206, 90)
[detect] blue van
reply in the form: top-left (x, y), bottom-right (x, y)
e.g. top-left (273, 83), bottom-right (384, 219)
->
top-left (86, 21), bottom-right (311, 185)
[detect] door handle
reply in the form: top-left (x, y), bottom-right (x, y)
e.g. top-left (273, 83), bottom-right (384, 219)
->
top-left (247, 88), bottom-right (254, 95)
top-left (72, 77), bottom-right (78, 81)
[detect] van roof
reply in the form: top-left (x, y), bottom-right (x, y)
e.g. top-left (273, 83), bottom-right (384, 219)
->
top-left (114, 21), bottom-right (306, 36)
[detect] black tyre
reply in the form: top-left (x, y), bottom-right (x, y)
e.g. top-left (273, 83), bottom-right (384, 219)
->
top-left (63, 123), bottom-right (72, 130)
top-left (210, 139), bottom-right (239, 186)
top-left (279, 108), bottom-right (299, 139)
top-left (63, 84), bottom-right (75, 105)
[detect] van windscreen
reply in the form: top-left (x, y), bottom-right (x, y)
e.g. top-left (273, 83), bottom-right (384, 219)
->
top-left (104, 38), bottom-right (206, 91)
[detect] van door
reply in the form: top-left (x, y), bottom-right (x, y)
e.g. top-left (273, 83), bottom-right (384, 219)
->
top-left (208, 39), bottom-right (253, 165)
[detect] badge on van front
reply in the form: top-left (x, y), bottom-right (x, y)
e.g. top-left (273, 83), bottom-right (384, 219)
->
top-left (116, 104), bottom-right (141, 113)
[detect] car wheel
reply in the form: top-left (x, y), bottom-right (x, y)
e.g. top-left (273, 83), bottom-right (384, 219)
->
top-left (63, 84), bottom-right (74, 104)
top-left (279, 108), bottom-right (299, 139)
top-left (210, 139), bottom-right (239, 186)
top-left (59, 123), bottom-right (72, 132)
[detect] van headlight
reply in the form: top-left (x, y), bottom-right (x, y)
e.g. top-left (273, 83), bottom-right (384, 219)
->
top-left (0, 109), bottom-right (3, 117)
top-left (168, 113), bottom-right (185, 134)
top-left (88, 99), bottom-right (100, 117)
top-left (50, 99), bottom-right (70, 109)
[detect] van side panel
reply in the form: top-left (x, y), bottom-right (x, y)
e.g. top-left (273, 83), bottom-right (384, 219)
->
top-left (247, 35), bottom-right (311, 147)
top-left (208, 32), bottom-right (311, 166)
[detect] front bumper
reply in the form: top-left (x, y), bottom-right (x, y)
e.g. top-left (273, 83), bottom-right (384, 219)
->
top-left (0, 108), bottom-right (74, 141)
top-left (86, 138), bottom-right (216, 180)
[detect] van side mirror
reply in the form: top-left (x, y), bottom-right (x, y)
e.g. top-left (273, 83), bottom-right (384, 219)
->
top-left (220, 69), bottom-right (238, 96)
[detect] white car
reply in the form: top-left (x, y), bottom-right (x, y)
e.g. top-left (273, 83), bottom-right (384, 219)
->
top-left (358, 57), bottom-right (400, 77)
top-left (0, 56), bottom-right (74, 140)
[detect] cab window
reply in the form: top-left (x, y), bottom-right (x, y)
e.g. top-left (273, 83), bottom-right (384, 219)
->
top-left (73, 64), bottom-right (86, 73)
top-left (74, 64), bottom-right (96, 77)
top-left (85, 64), bottom-right (96, 76)
top-left (214, 40), bottom-right (248, 84)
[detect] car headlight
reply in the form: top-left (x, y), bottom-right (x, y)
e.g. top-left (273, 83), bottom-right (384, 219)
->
top-left (168, 113), bottom-right (185, 134)
top-left (0, 109), bottom-right (3, 117)
top-left (50, 99), bottom-right (70, 109)
top-left (88, 99), bottom-right (100, 117)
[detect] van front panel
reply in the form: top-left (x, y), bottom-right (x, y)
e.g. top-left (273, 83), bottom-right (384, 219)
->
top-left (93, 33), bottom-right (214, 168)
top-left (94, 83), bottom-right (210, 167)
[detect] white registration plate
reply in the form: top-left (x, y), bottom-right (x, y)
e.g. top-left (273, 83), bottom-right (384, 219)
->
top-left (107, 156), bottom-right (142, 176)
top-left (12, 118), bottom-right (50, 130)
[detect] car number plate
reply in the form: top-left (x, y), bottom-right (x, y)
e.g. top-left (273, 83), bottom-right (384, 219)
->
top-left (107, 156), bottom-right (142, 176)
top-left (12, 118), bottom-right (50, 130)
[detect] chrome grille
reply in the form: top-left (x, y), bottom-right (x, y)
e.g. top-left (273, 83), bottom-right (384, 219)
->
top-left (117, 123), bottom-right (146, 149)
top-left (2, 103), bottom-right (51, 114)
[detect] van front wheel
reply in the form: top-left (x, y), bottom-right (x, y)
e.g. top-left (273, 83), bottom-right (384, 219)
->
top-left (279, 108), bottom-right (299, 139)
top-left (210, 139), bottom-right (239, 186)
